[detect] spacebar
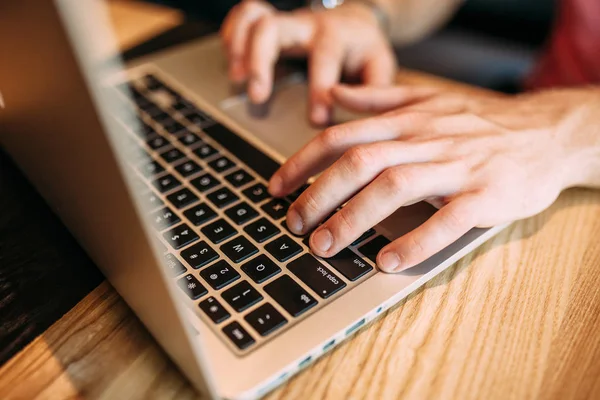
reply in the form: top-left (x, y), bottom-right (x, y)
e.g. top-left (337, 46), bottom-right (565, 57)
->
top-left (202, 123), bottom-right (281, 181)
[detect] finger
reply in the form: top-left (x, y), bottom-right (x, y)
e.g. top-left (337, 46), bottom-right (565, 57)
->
top-left (247, 16), bottom-right (280, 103)
top-left (225, 1), bottom-right (273, 83)
top-left (286, 140), bottom-right (450, 236)
top-left (308, 32), bottom-right (345, 126)
top-left (332, 84), bottom-right (439, 114)
top-left (362, 50), bottom-right (397, 87)
top-left (377, 193), bottom-right (480, 272)
top-left (268, 112), bottom-right (424, 197)
top-left (308, 163), bottom-right (465, 257)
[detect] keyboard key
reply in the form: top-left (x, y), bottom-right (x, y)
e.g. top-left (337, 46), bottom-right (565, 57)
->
top-left (160, 147), bottom-right (185, 164)
top-left (208, 156), bottom-right (236, 173)
top-left (193, 143), bottom-right (218, 159)
top-left (142, 190), bottom-right (164, 209)
top-left (200, 260), bottom-right (241, 290)
top-left (261, 198), bottom-right (290, 220)
top-left (146, 135), bottom-right (170, 150)
top-left (199, 296), bottom-right (230, 324)
top-left (186, 112), bottom-right (211, 126)
top-left (223, 321), bottom-right (255, 350)
top-left (264, 275), bottom-right (317, 317)
top-left (225, 202), bottom-right (259, 225)
top-left (153, 174), bottom-right (181, 193)
top-left (177, 274), bottom-right (208, 300)
top-left (265, 235), bottom-right (302, 262)
top-left (166, 188), bottom-right (199, 209)
top-left (207, 187), bottom-right (239, 208)
top-left (288, 254), bottom-right (346, 299)
top-left (163, 121), bottom-right (186, 135)
top-left (241, 254), bottom-right (281, 284)
top-left (201, 219), bottom-right (237, 244)
top-left (244, 218), bottom-right (280, 243)
top-left (163, 253), bottom-right (186, 276)
top-left (163, 223), bottom-right (199, 249)
top-left (138, 160), bottom-right (164, 177)
top-left (150, 111), bottom-right (173, 124)
top-left (184, 203), bottom-right (217, 226)
top-left (220, 236), bottom-right (258, 263)
top-left (358, 235), bottom-right (391, 263)
top-left (181, 241), bottom-right (219, 269)
top-left (242, 183), bottom-right (270, 203)
top-left (222, 281), bottom-right (263, 312)
top-left (224, 169), bottom-right (254, 188)
top-left (352, 228), bottom-right (376, 246)
top-left (173, 99), bottom-right (195, 112)
top-left (245, 303), bottom-right (287, 337)
top-left (325, 248), bottom-right (373, 281)
top-left (174, 159), bottom-right (202, 177)
top-left (178, 131), bottom-right (202, 146)
top-left (141, 74), bottom-right (164, 91)
top-left (151, 207), bottom-right (180, 230)
top-left (190, 173), bottom-right (220, 192)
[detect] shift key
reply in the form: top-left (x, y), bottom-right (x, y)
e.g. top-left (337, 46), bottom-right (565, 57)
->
top-left (325, 248), bottom-right (373, 281)
top-left (288, 254), bottom-right (346, 299)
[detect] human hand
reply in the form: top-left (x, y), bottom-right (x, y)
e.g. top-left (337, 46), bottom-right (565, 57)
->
top-left (268, 85), bottom-right (600, 272)
top-left (220, 0), bottom-right (396, 125)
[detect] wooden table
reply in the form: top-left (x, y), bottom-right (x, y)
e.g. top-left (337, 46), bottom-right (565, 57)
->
top-left (2, 1), bottom-right (600, 399)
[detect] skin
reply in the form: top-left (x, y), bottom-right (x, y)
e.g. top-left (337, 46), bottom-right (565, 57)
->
top-left (269, 85), bottom-right (600, 271)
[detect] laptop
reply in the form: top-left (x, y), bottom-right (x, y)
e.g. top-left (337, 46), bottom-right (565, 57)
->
top-left (0, 1), bottom-right (505, 399)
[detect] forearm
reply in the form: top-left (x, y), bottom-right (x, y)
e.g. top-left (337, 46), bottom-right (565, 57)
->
top-left (370, 0), bottom-right (464, 44)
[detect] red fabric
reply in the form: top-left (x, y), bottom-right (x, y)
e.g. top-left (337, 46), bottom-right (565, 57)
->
top-left (527, 0), bottom-right (600, 89)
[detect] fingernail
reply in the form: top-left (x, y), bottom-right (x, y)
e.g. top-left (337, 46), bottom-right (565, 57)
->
top-left (311, 104), bottom-right (329, 126)
top-left (312, 228), bottom-right (333, 253)
top-left (379, 252), bottom-right (400, 272)
top-left (269, 175), bottom-right (283, 196)
top-left (286, 208), bottom-right (304, 235)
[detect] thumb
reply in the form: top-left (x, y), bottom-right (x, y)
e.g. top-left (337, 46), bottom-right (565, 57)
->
top-left (332, 84), bottom-right (439, 114)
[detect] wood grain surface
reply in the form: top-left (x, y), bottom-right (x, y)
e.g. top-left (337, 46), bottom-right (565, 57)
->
top-left (1, 1), bottom-right (600, 399)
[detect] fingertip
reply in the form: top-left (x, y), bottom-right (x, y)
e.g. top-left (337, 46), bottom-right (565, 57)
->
top-left (310, 104), bottom-right (330, 126)
top-left (248, 78), bottom-right (271, 104)
top-left (268, 174), bottom-right (283, 197)
top-left (377, 251), bottom-right (402, 273)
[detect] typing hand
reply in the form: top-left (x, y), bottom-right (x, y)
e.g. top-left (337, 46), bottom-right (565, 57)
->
top-left (268, 84), bottom-right (600, 272)
top-left (220, 0), bottom-right (396, 126)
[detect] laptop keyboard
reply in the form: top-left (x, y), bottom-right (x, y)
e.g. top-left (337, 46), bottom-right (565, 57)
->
top-left (114, 72), bottom-right (385, 354)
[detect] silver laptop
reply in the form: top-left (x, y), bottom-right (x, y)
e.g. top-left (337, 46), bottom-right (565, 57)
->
top-left (0, 1), bottom-right (504, 399)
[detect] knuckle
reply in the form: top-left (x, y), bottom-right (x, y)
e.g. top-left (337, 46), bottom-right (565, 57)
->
top-left (343, 145), bottom-right (374, 171)
top-left (401, 235), bottom-right (426, 261)
top-left (331, 208), bottom-right (356, 236)
top-left (381, 167), bottom-right (414, 196)
top-left (320, 126), bottom-right (344, 149)
top-left (441, 207), bottom-right (471, 233)
top-left (298, 189), bottom-right (321, 216)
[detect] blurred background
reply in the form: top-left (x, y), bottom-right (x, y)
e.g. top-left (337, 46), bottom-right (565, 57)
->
top-left (144, 0), bottom-right (556, 93)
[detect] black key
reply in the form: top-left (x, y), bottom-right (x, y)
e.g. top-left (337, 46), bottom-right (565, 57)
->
top-left (173, 99), bottom-right (195, 112)
top-left (153, 174), bottom-right (181, 193)
top-left (163, 253), bottom-right (186, 276)
top-left (242, 183), bottom-right (270, 203)
top-left (163, 223), bottom-right (199, 249)
top-left (146, 135), bottom-right (170, 150)
top-left (225, 202), bottom-right (259, 225)
top-left (261, 198), bottom-right (289, 220)
top-left (163, 121), bottom-right (186, 135)
top-left (138, 160), bottom-right (164, 178)
top-left (220, 236), bottom-right (258, 263)
top-left (178, 131), bottom-right (202, 146)
top-left (245, 303), bottom-right (287, 337)
top-left (200, 260), bottom-right (241, 290)
top-left (190, 173), bottom-right (220, 192)
top-left (244, 218), bottom-right (280, 243)
top-left (264, 275), bottom-right (317, 317)
top-left (177, 274), bottom-right (208, 300)
top-left (167, 187), bottom-right (199, 209)
top-left (207, 187), bottom-right (239, 208)
top-left (151, 206), bottom-right (180, 230)
top-left (265, 235), bottom-right (302, 262)
top-left (287, 184), bottom-right (310, 202)
top-left (224, 169), bottom-right (254, 188)
top-left (150, 111), bottom-right (173, 124)
top-left (184, 203), bottom-right (217, 226)
top-left (223, 321), bottom-right (255, 350)
top-left (142, 190), bottom-right (164, 209)
top-left (208, 156), bottom-right (236, 173)
top-left (199, 296), bottom-right (230, 324)
top-left (201, 219), bottom-right (237, 244)
top-left (288, 254), bottom-right (346, 299)
top-left (358, 235), bottom-right (391, 263)
top-left (174, 159), bottom-right (202, 177)
top-left (186, 111), bottom-right (211, 125)
top-left (241, 254), bottom-right (281, 284)
top-left (193, 143), bottom-right (218, 159)
top-left (181, 241), bottom-right (219, 269)
top-left (352, 228), bottom-right (376, 246)
top-left (160, 147), bottom-right (185, 164)
top-left (326, 248), bottom-right (373, 281)
top-left (141, 74), bottom-right (164, 91)
top-left (222, 281), bottom-right (263, 312)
